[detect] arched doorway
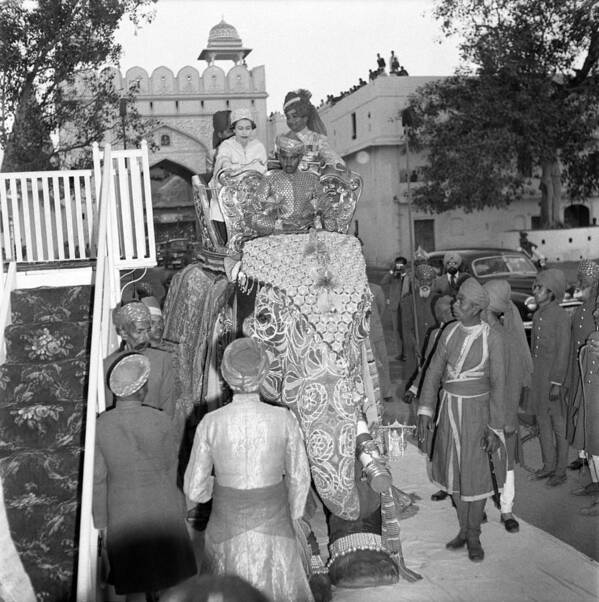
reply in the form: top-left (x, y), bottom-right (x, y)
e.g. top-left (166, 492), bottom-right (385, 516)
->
top-left (150, 159), bottom-right (197, 242)
top-left (564, 204), bottom-right (590, 228)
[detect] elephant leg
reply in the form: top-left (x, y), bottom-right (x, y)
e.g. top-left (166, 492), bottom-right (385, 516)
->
top-left (327, 503), bottom-right (399, 588)
top-left (302, 523), bottom-right (332, 602)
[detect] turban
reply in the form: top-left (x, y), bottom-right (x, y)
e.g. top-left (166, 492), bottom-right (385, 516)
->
top-left (221, 337), bottom-right (269, 393)
top-left (577, 259), bottom-right (599, 288)
top-left (459, 278), bottom-right (489, 309)
top-left (283, 89), bottom-right (313, 115)
top-left (483, 279), bottom-right (511, 314)
top-left (113, 301), bottom-right (151, 329)
top-left (535, 268), bottom-right (566, 302)
top-left (443, 252), bottom-right (462, 267)
top-left (230, 107), bottom-right (256, 128)
top-left (108, 352), bottom-right (150, 397)
top-left (414, 263), bottom-right (436, 285)
top-left (141, 296), bottom-right (162, 317)
top-left (283, 88), bottom-right (328, 135)
top-left (414, 246), bottom-right (430, 263)
top-left (276, 133), bottom-right (305, 156)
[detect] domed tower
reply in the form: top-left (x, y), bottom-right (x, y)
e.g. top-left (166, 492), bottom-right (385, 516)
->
top-left (198, 19), bottom-right (252, 65)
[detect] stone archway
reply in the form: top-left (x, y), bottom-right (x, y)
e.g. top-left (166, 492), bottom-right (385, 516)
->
top-left (150, 159), bottom-right (197, 242)
top-left (564, 204), bottom-right (590, 228)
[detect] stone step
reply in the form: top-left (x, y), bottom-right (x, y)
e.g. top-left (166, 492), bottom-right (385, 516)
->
top-left (4, 320), bottom-right (91, 363)
top-left (0, 357), bottom-right (89, 404)
top-left (10, 284), bottom-right (93, 325)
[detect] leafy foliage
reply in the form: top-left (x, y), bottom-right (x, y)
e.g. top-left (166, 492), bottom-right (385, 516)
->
top-left (0, 0), bottom-right (158, 171)
top-left (408, 0), bottom-right (599, 222)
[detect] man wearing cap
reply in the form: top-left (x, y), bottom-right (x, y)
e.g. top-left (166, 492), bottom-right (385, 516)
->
top-left (529, 268), bottom-right (571, 487)
top-left (432, 252), bottom-right (470, 297)
top-left (564, 259), bottom-right (599, 476)
top-left (94, 353), bottom-right (196, 599)
top-left (104, 301), bottom-right (176, 418)
top-left (138, 295), bottom-right (164, 347)
top-left (417, 278), bottom-right (506, 562)
top-left (184, 338), bottom-right (312, 602)
top-left (282, 88), bottom-right (344, 171)
top-left (483, 280), bottom-right (533, 533)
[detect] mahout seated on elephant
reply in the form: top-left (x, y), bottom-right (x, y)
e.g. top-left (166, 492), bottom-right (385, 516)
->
top-left (165, 132), bottom-right (421, 599)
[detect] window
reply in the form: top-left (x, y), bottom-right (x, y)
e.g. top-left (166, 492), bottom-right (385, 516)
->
top-left (351, 112), bottom-right (357, 140)
top-left (160, 134), bottom-right (171, 146)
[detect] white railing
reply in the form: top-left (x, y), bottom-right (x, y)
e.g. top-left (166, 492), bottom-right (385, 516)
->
top-left (0, 261), bottom-right (17, 364)
top-left (0, 140), bottom-right (156, 270)
top-left (0, 169), bottom-right (96, 262)
top-left (92, 140), bottom-right (156, 270)
top-left (76, 144), bottom-right (120, 601)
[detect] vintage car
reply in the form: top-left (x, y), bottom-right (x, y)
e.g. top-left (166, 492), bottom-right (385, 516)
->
top-left (427, 247), bottom-right (581, 329)
top-left (161, 238), bottom-right (194, 270)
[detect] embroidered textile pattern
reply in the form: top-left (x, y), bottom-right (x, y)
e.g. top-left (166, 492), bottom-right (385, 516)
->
top-left (241, 232), bottom-right (373, 520)
top-left (241, 232), bottom-right (370, 356)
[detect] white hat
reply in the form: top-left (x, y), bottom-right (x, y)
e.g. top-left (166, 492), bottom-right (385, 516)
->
top-left (230, 108), bottom-right (256, 128)
top-left (108, 353), bottom-right (151, 397)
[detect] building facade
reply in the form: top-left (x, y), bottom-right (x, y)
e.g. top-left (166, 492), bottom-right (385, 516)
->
top-left (98, 19), bottom-right (270, 241)
top-left (318, 75), bottom-right (599, 267)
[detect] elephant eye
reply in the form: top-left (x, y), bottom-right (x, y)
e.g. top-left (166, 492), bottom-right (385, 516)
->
top-left (256, 310), bottom-right (269, 324)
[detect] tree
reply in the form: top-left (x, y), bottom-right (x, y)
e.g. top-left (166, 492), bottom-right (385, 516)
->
top-left (408, 0), bottom-right (599, 227)
top-left (0, 0), bottom-right (158, 172)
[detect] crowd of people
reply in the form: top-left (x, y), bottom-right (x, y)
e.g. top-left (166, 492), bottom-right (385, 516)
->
top-left (92, 85), bottom-right (599, 601)
top-left (381, 251), bottom-right (599, 556)
top-left (317, 51), bottom-right (409, 109)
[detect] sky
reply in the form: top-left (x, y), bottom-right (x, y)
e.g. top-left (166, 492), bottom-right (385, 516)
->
top-left (115, 0), bottom-right (463, 113)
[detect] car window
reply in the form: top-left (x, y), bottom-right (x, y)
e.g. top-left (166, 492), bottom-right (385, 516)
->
top-left (471, 254), bottom-right (537, 277)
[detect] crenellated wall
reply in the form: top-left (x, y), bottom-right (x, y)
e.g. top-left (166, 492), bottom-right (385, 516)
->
top-left (86, 63), bottom-right (269, 176)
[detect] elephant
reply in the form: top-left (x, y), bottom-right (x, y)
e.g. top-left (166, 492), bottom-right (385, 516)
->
top-left (164, 166), bottom-right (421, 596)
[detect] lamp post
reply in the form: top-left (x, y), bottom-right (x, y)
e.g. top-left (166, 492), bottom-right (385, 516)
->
top-left (119, 98), bottom-right (127, 150)
top-left (401, 106), bottom-right (420, 354)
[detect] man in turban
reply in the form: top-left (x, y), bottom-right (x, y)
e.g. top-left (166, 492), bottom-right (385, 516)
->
top-left (104, 301), bottom-right (176, 417)
top-left (432, 252), bottom-right (470, 297)
top-left (282, 88), bottom-right (345, 172)
top-left (483, 280), bottom-right (533, 534)
top-left (400, 263), bottom-right (437, 374)
top-left (417, 278), bottom-right (506, 562)
top-left (528, 268), bottom-right (571, 487)
top-left (248, 133), bottom-right (322, 236)
top-left (95, 353), bottom-right (196, 599)
top-left (184, 338), bottom-right (312, 601)
top-left (564, 260), bottom-right (599, 479)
